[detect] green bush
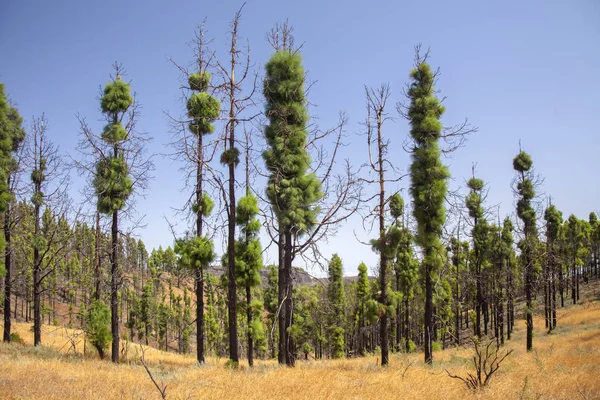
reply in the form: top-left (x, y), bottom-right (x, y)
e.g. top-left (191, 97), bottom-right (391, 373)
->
top-left (407, 339), bottom-right (416, 353)
top-left (86, 300), bottom-right (111, 360)
top-left (10, 332), bottom-right (24, 344)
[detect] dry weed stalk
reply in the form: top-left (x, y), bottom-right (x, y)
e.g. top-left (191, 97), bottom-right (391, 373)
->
top-left (140, 345), bottom-right (167, 399)
top-left (446, 337), bottom-right (513, 390)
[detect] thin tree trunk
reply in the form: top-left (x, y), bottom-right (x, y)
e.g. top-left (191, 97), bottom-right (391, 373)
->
top-left (3, 205), bottom-right (12, 342)
top-left (94, 211), bottom-right (101, 301)
top-left (572, 264), bottom-right (576, 304)
top-left (552, 265), bottom-right (557, 328)
top-left (246, 285), bottom-right (253, 367)
top-left (277, 232), bottom-right (286, 365)
top-left (111, 210), bottom-right (119, 363)
top-left (377, 108), bottom-right (389, 366)
top-left (284, 229), bottom-right (295, 366)
top-left (455, 264), bottom-right (460, 346)
top-left (405, 297), bottom-right (410, 352)
top-left (525, 254), bottom-right (533, 352)
top-left (33, 195), bottom-right (41, 346)
top-left (424, 248), bottom-right (433, 364)
top-left (195, 131), bottom-right (205, 364)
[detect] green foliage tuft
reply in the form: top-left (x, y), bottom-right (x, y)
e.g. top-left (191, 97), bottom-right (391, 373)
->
top-left (220, 147), bottom-right (240, 167)
top-left (93, 155), bottom-right (133, 214)
top-left (467, 177), bottom-right (484, 191)
top-left (263, 50), bottom-right (322, 235)
top-left (86, 300), bottom-right (111, 359)
top-left (101, 121), bottom-right (128, 143)
top-left (389, 193), bottom-right (404, 220)
top-left (10, 332), bottom-right (24, 344)
top-left (192, 192), bottom-right (214, 217)
top-left (188, 71), bottom-right (211, 91)
top-left (0, 84), bottom-right (26, 213)
top-left (512, 151), bottom-right (533, 173)
top-left (100, 78), bottom-right (133, 114)
top-left (175, 235), bottom-right (215, 272)
top-left (187, 92), bottom-right (220, 135)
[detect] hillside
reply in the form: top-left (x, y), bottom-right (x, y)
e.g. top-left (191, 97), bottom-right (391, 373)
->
top-left (1, 284), bottom-right (599, 399)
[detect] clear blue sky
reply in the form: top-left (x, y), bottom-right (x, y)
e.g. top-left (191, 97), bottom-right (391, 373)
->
top-left (1, 0), bottom-right (599, 277)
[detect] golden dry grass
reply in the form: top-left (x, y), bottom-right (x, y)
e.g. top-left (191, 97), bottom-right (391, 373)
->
top-left (2, 294), bottom-right (600, 399)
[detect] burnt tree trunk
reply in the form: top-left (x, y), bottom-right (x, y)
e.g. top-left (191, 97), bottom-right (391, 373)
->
top-left (246, 285), bottom-right (253, 367)
top-left (94, 211), bottom-right (101, 301)
top-left (33, 196), bottom-right (41, 346)
top-left (283, 229), bottom-right (295, 366)
top-left (3, 202), bottom-right (12, 342)
top-left (195, 130), bottom-right (205, 364)
top-left (111, 210), bottom-right (119, 363)
top-left (277, 232), bottom-right (286, 365)
top-left (424, 255), bottom-right (433, 364)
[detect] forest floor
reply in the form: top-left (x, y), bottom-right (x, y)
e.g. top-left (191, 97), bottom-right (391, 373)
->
top-left (1, 285), bottom-right (600, 399)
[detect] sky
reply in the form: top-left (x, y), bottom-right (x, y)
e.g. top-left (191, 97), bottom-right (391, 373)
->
top-left (1, 0), bottom-right (599, 277)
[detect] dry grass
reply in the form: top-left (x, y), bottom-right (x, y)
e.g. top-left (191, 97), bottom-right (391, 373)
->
top-left (2, 296), bottom-right (600, 400)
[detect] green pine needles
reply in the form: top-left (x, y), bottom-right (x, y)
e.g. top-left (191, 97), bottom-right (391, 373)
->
top-left (235, 194), bottom-right (263, 289)
top-left (263, 50), bottom-right (322, 231)
top-left (235, 192), bottom-right (264, 367)
top-left (513, 149), bottom-right (539, 351)
top-left (0, 84), bottom-right (26, 212)
top-left (327, 254), bottom-right (345, 358)
top-left (94, 76), bottom-right (134, 214)
top-left (94, 155), bottom-right (132, 214)
top-left (407, 56), bottom-right (449, 364)
top-left (263, 47), bottom-right (322, 366)
top-left (175, 235), bottom-right (215, 273)
top-left (86, 300), bottom-right (111, 360)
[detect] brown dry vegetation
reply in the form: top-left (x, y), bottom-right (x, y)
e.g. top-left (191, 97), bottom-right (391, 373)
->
top-left (2, 289), bottom-right (600, 400)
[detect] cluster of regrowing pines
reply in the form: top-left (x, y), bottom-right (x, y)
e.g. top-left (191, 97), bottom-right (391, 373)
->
top-left (1, 14), bottom-right (599, 370)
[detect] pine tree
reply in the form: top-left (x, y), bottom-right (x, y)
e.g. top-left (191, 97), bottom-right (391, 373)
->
top-left (86, 299), bottom-right (111, 360)
top-left (406, 55), bottom-right (449, 364)
top-left (501, 218), bottom-right (517, 340)
top-left (565, 215), bottom-right (588, 305)
top-left (0, 84), bottom-right (26, 343)
top-left (174, 234), bottom-right (215, 358)
top-left (263, 264), bottom-right (279, 359)
top-left (30, 115), bottom-right (67, 346)
top-left (87, 71), bottom-right (136, 362)
top-left (363, 84), bottom-right (394, 365)
top-left (355, 262), bottom-right (370, 356)
top-left (449, 237), bottom-right (468, 345)
top-left (139, 282), bottom-right (153, 345)
top-left (513, 150), bottom-right (539, 351)
top-left (184, 44), bottom-right (219, 362)
top-left (327, 254), bottom-right (345, 358)
top-left (263, 45), bottom-right (322, 366)
top-left (589, 213), bottom-right (599, 279)
top-left (388, 193), bottom-right (418, 352)
top-left (235, 192), bottom-right (263, 367)
top-left (465, 174), bottom-right (489, 338)
top-left (544, 205), bottom-right (562, 331)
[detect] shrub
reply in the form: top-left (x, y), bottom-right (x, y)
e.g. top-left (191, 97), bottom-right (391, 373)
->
top-left (10, 332), bottom-right (24, 344)
top-left (446, 337), bottom-right (513, 390)
top-left (86, 300), bottom-right (111, 360)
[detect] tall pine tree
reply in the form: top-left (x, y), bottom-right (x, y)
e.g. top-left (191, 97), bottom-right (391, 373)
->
top-left (327, 254), bottom-right (345, 358)
top-left (406, 54), bottom-right (449, 364)
top-left (263, 44), bottom-right (322, 366)
top-left (513, 149), bottom-right (539, 351)
top-left (0, 84), bottom-right (26, 343)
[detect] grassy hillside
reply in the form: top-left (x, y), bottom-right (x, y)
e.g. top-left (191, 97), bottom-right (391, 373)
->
top-left (1, 286), bottom-right (599, 400)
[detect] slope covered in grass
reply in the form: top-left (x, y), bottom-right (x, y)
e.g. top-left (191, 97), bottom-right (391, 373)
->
top-left (2, 288), bottom-right (600, 400)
